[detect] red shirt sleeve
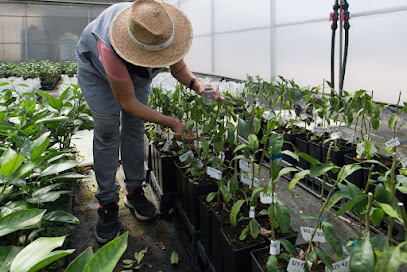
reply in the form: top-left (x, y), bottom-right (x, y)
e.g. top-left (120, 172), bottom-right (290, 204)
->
top-left (97, 38), bottom-right (130, 80)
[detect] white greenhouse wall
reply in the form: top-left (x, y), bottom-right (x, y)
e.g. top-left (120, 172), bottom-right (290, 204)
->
top-left (0, 0), bottom-right (406, 104)
top-left (176, 0), bottom-right (407, 105)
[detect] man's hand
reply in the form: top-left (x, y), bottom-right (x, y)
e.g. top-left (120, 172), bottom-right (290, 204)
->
top-left (171, 119), bottom-right (197, 144)
top-left (196, 83), bottom-right (225, 102)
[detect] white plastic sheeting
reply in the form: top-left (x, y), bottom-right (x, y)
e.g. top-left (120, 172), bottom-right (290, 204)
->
top-left (176, 0), bottom-right (407, 104)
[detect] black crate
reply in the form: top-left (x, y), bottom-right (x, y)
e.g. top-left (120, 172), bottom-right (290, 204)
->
top-left (195, 240), bottom-right (216, 272)
top-left (174, 199), bottom-right (200, 255)
top-left (149, 171), bottom-right (177, 214)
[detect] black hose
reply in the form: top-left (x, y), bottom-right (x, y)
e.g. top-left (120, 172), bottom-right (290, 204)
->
top-left (339, 0), bottom-right (350, 92)
top-left (331, 0), bottom-right (339, 90)
top-left (339, 28), bottom-right (349, 91)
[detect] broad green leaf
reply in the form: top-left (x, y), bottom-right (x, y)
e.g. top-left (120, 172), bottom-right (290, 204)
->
top-left (27, 249), bottom-right (75, 272)
top-left (371, 117), bottom-right (380, 130)
top-left (371, 235), bottom-right (388, 251)
top-left (200, 137), bottom-right (209, 156)
top-left (170, 251), bottom-right (179, 264)
top-left (0, 149), bottom-right (18, 167)
top-left (253, 117), bottom-right (261, 135)
top-left (315, 248), bottom-right (333, 270)
top-left (40, 161), bottom-right (79, 177)
top-left (206, 192), bottom-right (217, 203)
top-left (229, 174), bottom-right (239, 195)
top-left (388, 114), bottom-right (397, 130)
top-left (84, 232), bottom-right (128, 272)
top-left (299, 153), bottom-right (320, 165)
top-left (50, 173), bottom-right (87, 181)
top-left (230, 200), bottom-right (245, 227)
top-left (35, 116), bottom-right (69, 124)
top-left (275, 201), bottom-right (290, 233)
top-left (0, 201), bottom-right (32, 217)
top-left (136, 247), bottom-right (147, 264)
top-left (247, 134), bottom-right (259, 151)
top-left (374, 184), bottom-right (392, 205)
top-left (64, 247), bottom-right (94, 272)
top-left (20, 132), bottom-right (51, 161)
top-left (0, 209), bottom-right (46, 237)
top-left (289, 170), bottom-right (309, 190)
top-left (249, 218), bottom-right (260, 239)
top-left (233, 144), bottom-right (247, 154)
top-left (349, 239), bottom-right (374, 272)
top-left (238, 118), bottom-right (249, 138)
top-left (266, 255), bottom-right (278, 272)
top-left (0, 154), bottom-right (24, 177)
top-left (43, 211), bottom-right (80, 224)
top-left (10, 236), bottom-right (66, 272)
top-left (370, 208), bottom-right (384, 226)
top-left (268, 132), bottom-right (284, 156)
top-left (377, 203), bottom-right (403, 222)
top-left (0, 186), bottom-right (13, 203)
top-left (32, 183), bottom-right (63, 197)
top-left (327, 191), bottom-right (345, 210)
top-left (281, 150), bottom-right (298, 162)
top-left (323, 225), bottom-right (343, 257)
top-left (220, 184), bottom-right (231, 203)
top-left (310, 163), bottom-right (338, 178)
top-left (12, 161), bottom-right (39, 179)
top-left (0, 246), bottom-right (22, 272)
top-left (336, 194), bottom-right (367, 217)
top-left (27, 191), bottom-right (71, 204)
top-left (375, 244), bottom-right (402, 272)
top-left (337, 164), bottom-right (362, 183)
top-left (280, 239), bottom-right (296, 255)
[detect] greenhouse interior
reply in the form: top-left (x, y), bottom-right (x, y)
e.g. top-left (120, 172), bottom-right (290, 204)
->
top-left (0, 0), bottom-right (407, 271)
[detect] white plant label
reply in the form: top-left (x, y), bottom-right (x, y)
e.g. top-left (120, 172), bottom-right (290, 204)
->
top-left (331, 132), bottom-right (342, 140)
top-left (162, 140), bottom-right (172, 152)
top-left (300, 227), bottom-right (325, 243)
top-left (287, 258), bottom-right (313, 272)
top-left (269, 240), bottom-right (281, 256)
top-left (385, 137), bottom-right (400, 148)
top-left (300, 113), bottom-right (308, 120)
top-left (332, 257), bottom-right (350, 272)
top-left (312, 126), bottom-right (326, 134)
top-left (197, 159), bottom-right (203, 168)
top-left (239, 160), bottom-right (251, 172)
top-left (260, 192), bottom-right (277, 204)
top-left (285, 114), bottom-right (293, 121)
top-left (207, 167), bottom-right (222, 180)
top-left (179, 150), bottom-right (194, 163)
top-left (262, 111), bottom-right (274, 121)
top-left (218, 151), bottom-right (225, 163)
top-left (401, 158), bottom-right (407, 168)
top-left (240, 173), bottom-right (259, 188)
top-left (356, 143), bottom-right (365, 156)
top-left (249, 206), bottom-right (255, 219)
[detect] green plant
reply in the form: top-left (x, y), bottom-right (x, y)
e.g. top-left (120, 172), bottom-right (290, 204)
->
top-left (121, 247), bottom-right (148, 270)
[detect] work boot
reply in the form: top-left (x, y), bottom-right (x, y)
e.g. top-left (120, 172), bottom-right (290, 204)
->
top-left (124, 186), bottom-right (156, 221)
top-left (95, 202), bottom-right (120, 244)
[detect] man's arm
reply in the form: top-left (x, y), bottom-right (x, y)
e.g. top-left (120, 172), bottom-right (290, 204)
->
top-left (106, 74), bottom-right (196, 143)
top-left (170, 59), bottom-right (224, 101)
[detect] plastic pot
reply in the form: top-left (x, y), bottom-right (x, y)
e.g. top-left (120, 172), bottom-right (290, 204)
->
top-left (296, 138), bottom-right (310, 170)
top-left (221, 225), bottom-right (267, 272)
top-left (199, 195), bottom-right (213, 255)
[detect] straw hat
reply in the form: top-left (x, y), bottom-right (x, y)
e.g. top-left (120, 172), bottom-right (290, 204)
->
top-left (109, 0), bottom-right (193, 68)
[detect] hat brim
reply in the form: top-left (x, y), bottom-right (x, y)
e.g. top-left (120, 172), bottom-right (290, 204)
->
top-left (109, 3), bottom-right (193, 68)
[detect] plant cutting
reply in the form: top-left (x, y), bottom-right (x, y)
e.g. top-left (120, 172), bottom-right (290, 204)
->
top-left (289, 152), bottom-right (363, 270)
